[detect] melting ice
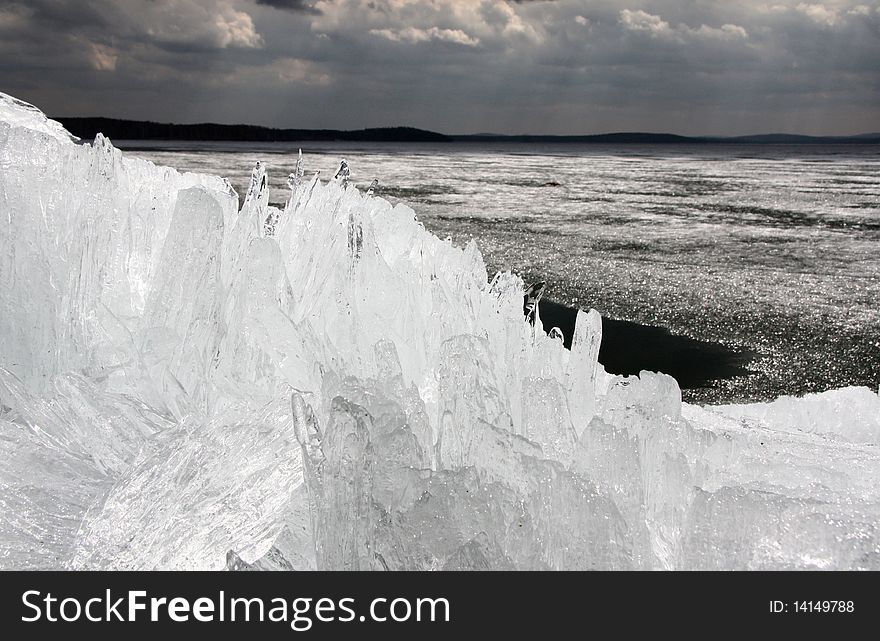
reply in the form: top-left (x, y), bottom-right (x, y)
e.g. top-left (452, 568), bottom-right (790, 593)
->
top-left (1, 92), bottom-right (878, 570)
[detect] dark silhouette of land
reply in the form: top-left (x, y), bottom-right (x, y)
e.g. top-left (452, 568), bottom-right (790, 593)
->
top-left (56, 116), bottom-right (880, 144)
top-left (58, 117), bottom-right (450, 143)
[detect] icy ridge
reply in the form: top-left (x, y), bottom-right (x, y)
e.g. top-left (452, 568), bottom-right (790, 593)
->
top-left (1, 93), bottom-right (878, 570)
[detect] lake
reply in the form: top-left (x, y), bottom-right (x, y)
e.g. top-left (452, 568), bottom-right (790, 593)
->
top-left (118, 140), bottom-right (880, 404)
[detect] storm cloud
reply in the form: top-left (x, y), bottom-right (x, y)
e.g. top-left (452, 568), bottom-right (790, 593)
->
top-left (0, 0), bottom-right (877, 135)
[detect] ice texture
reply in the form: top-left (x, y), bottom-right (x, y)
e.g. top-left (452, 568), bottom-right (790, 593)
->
top-left (713, 386), bottom-right (880, 445)
top-left (1, 93), bottom-right (878, 570)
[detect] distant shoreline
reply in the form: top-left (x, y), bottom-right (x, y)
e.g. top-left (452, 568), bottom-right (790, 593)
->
top-left (56, 116), bottom-right (880, 145)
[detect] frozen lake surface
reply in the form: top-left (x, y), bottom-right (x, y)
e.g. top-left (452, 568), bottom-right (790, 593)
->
top-left (121, 141), bottom-right (880, 404)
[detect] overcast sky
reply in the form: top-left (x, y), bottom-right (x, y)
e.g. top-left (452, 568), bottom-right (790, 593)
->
top-left (0, 0), bottom-right (877, 135)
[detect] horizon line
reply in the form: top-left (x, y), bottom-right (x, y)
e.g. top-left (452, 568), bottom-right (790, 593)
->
top-left (52, 115), bottom-right (880, 142)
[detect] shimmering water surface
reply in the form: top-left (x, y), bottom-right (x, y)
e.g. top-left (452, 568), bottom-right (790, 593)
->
top-left (120, 141), bottom-right (880, 404)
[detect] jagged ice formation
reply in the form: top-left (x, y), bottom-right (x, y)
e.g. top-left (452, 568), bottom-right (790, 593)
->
top-left (1, 93), bottom-right (879, 570)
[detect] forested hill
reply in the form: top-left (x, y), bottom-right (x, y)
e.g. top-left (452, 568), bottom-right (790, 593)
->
top-left (57, 117), bottom-right (452, 143)
top-left (56, 117), bottom-right (880, 145)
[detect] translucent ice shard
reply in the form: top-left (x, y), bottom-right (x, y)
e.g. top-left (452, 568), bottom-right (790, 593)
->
top-left (1, 91), bottom-right (878, 570)
top-left (334, 159), bottom-right (351, 186)
top-left (71, 399), bottom-right (300, 570)
top-left (565, 308), bottom-right (603, 432)
top-left (0, 92), bottom-right (75, 142)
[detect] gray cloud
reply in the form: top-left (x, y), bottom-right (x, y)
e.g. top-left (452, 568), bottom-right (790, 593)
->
top-left (255, 0), bottom-right (320, 13)
top-left (0, 0), bottom-right (877, 135)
